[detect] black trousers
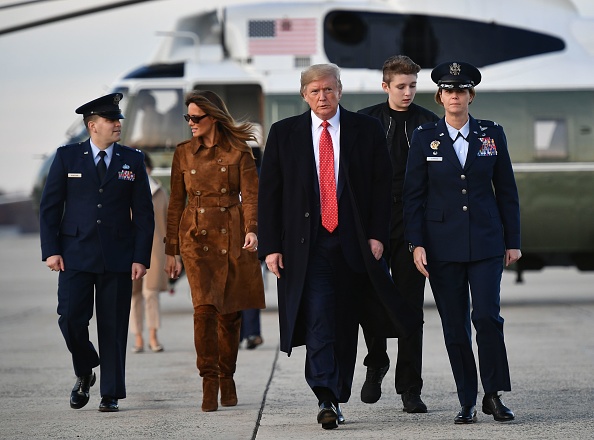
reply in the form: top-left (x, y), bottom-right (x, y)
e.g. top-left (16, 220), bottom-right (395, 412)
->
top-left (362, 231), bottom-right (426, 395)
top-left (302, 230), bottom-right (362, 404)
top-left (57, 269), bottom-right (132, 399)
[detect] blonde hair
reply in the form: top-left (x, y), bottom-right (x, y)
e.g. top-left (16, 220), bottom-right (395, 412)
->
top-left (300, 63), bottom-right (342, 97)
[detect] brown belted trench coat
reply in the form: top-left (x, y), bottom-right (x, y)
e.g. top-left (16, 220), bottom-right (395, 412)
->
top-left (165, 137), bottom-right (265, 314)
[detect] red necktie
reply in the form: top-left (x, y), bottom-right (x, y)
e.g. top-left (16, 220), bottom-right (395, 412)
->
top-left (319, 121), bottom-right (338, 232)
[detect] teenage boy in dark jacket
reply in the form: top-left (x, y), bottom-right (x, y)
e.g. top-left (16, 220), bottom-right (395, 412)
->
top-left (358, 55), bottom-right (439, 413)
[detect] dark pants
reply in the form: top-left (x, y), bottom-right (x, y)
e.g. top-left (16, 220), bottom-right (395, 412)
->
top-left (57, 269), bottom-right (132, 399)
top-left (240, 308), bottom-right (261, 339)
top-left (428, 256), bottom-right (511, 406)
top-left (362, 232), bottom-right (426, 395)
top-left (302, 230), bottom-right (361, 404)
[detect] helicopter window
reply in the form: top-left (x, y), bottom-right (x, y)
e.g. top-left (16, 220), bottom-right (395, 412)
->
top-left (323, 10), bottom-right (565, 69)
top-left (124, 89), bottom-right (187, 150)
top-left (534, 119), bottom-right (568, 159)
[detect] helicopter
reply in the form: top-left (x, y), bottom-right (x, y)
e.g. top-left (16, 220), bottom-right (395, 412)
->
top-left (17, 0), bottom-right (594, 277)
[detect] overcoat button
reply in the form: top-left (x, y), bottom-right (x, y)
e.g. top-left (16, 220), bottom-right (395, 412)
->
top-left (203, 246), bottom-right (209, 251)
top-left (199, 208), bottom-right (205, 213)
top-left (300, 238), bottom-right (305, 243)
top-left (220, 207), bottom-right (226, 212)
top-left (304, 212), bottom-right (310, 217)
top-left (221, 167), bottom-right (227, 172)
top-left (221, 249), bottom-right (227, 255)
top-left (196, 190), bottom-right (201, 195)
top-left (191, 169), bottom-right (196, 174)
top-left (221, 188), bottom-right (227, 193)
top-left (462, 206), bottom-right (468, 211)
top-left (221, 228), bottom-right (227, 234)
top-left (201, 230), bottom-right (207, 235)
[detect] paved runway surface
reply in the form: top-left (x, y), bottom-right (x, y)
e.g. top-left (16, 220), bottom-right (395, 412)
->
top-left (1, 234), bottom-right (593, 439)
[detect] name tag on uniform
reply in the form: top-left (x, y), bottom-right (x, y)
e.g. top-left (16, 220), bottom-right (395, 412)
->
top-left (426, 157), bottom-right (443, 162)
top-left (68, 173), bottom-right (82, 178)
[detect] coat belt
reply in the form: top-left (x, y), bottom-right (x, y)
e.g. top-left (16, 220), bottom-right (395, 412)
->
top-left (189, 194), bottom-right (240, 207)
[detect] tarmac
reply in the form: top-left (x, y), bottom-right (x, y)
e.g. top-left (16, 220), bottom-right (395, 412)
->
top-left (1, 233), bottom-right (594, 439)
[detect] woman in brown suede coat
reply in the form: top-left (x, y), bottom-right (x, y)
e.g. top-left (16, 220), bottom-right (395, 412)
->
top-left (164, 90), bottom-right (265, 412)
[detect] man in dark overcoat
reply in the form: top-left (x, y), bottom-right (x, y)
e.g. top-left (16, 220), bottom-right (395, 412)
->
top-left (258, 64), bottom-right (421, 430)
top-left (39, 93), bottom-right (154, 412)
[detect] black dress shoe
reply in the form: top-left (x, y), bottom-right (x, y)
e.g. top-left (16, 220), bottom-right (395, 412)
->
top-left (482, 393), bottom-right (515, 421)
top-left (336, 404), bottom-right (345, 424)
top-left (454, 406), bottom-right (477, 424)
top-left (70, 372), bottom-right (96, 409)
top-left (360, 363), bottom-right (389, 404)
top-left (99, 396), bottom-right (119, 412)
top-left (402, 392), bottom-right (428, 413)
top-left (317, 401), bottom-right (338, 430)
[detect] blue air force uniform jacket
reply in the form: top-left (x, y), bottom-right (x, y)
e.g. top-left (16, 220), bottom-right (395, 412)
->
top-left (403, 116), bottom-right (520, 262)
top-left (40, 140), bottom-right (154, 272)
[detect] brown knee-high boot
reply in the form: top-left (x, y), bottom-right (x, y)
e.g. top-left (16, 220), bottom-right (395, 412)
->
top-left (218, 311), bottom-right (241, 407)
top-left (194, 305), bottom-right (219, 412)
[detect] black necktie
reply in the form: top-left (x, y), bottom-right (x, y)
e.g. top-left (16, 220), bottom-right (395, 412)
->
top-left (455, 132), bottom-right (466, 142)
top-left (97, 151), bottom-right (107, 181)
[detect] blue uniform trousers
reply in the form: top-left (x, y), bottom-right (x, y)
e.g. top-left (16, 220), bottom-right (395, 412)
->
top-left (57, 269), bottom-right (132, 399)
top-left (428, 256), bottom-right (511, 406)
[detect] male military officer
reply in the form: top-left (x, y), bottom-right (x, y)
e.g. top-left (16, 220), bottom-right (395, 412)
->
top-left (39, 93), bottom-right (154, 412)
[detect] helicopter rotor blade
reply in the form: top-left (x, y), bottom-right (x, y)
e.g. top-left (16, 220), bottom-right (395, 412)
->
top-left (0, 0), bottom-right (159, 36)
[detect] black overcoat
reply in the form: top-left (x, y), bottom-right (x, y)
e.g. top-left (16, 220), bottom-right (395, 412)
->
top-left (258, 107), bottom-right (422, 355)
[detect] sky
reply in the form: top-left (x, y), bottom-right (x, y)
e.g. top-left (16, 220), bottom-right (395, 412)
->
top-left (0, 0), bottom-right (252, 195)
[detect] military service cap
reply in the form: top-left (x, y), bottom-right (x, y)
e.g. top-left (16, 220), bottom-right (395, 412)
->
top-left (75, 93), bottom-right (124, 119)
top-left (431, 62), bottom-right (481, 89)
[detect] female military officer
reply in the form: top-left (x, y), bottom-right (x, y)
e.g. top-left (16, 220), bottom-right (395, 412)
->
top-left (403, 61), bottom-right (521, 424)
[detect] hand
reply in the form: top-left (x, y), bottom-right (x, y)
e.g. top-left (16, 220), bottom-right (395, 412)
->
top-left (46, 255), bottom-right (64, 272)
top-left (368, 239), bottom-right (384, 260)
top-left (131, 263), bottom-right (147, 280)
top-left (265, 253), bottom-right (284, 279)
top-left (164, 254), bottom-right (183, 279)
top-left (505, 249), bottom-right (522, 266)
top-left (412, 246), bottom-right (429, 278)
top-left (242, 232), bottom-right (258, 252)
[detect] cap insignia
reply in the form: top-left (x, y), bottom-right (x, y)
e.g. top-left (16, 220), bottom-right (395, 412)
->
top-left (449, 63), bottom-right (461, 76)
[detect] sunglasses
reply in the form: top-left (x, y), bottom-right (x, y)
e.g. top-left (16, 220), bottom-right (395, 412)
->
top-left (183, 113), bottom-right (210, 124)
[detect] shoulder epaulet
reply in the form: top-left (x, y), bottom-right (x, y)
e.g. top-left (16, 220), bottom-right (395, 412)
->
top-left (119, 144), bottom-right (143, 153)
top-left (417, 121), bottom-right (438, 131)
top-left (476, 119), bottom-right (499, 127)
top-left (177, 139), bottom-right (191, 147)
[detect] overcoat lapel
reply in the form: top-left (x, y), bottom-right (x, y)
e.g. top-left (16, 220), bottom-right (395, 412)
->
top-left (291, 112), bottom-right (318, 202)
top-left (337, 106), bottom-right (354, 200)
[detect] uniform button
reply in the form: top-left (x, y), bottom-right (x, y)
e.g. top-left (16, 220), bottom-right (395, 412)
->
top-left (462, 206), bottom-right (468, 211)
top-left (97, 204), bottom-right (102, 208)
top-left (218, 158), bottom-right (223, 163)
top-left (220, 207), bottom-right (226, 212)
top-left (221, 228), bottom-right (227, 234)
top-left (221, 167), bottom-right (227, 172)
top-left (200, 229), bottom-right (207, 235)
top-left (221, 249), bottom-right (227, 255)
top-left (199, 208), bottom-right (205, 214)
top-left (221, 188), bottom-right (227, 193)
top-left (304, 212), bottom-right (310, 217)
top-left (191, 169), bottom-right (196, 174)
top-left (462, 189), bottom-right (467, 195)
top-left (99, 188), bottom-right (103, 193)
top-left (461, 174), bottom-right (466, 180)
top-left (96, 220), bottom-right (101, 224)
top-left (203, 246), bottom-right (209, 251)
top-left (196, 190), bottom-right (201, 195)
